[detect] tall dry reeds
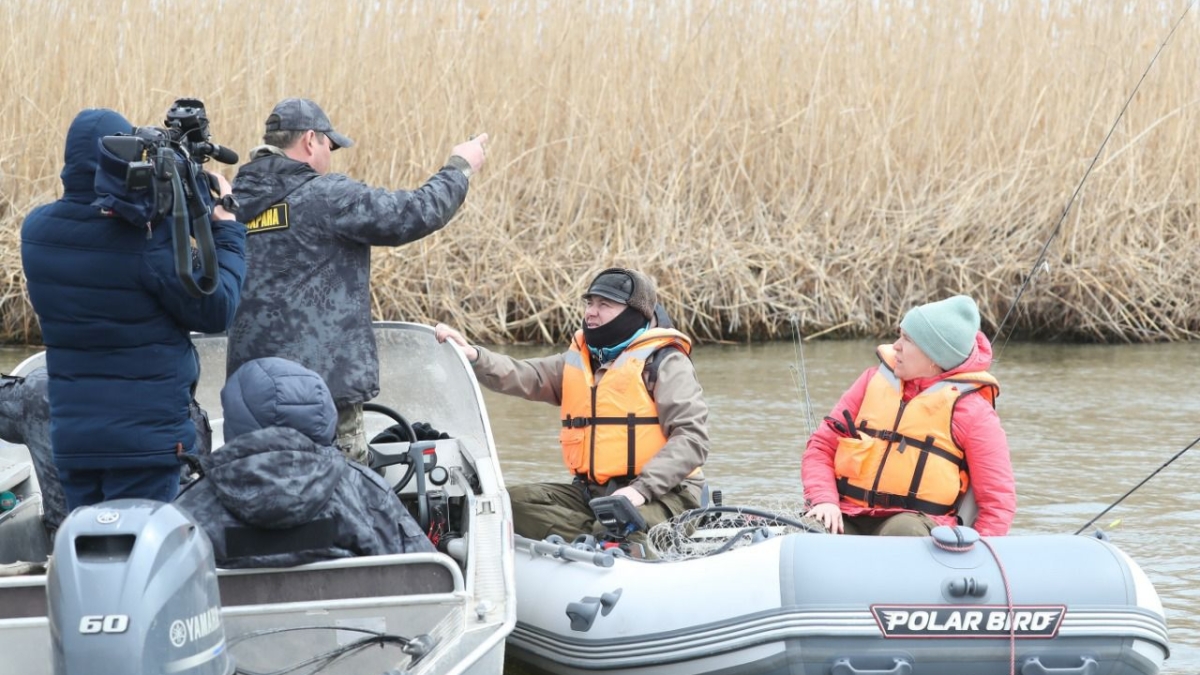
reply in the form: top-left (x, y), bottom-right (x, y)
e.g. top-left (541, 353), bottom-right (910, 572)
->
top-left (1, 0), bottom-right (1196, 345)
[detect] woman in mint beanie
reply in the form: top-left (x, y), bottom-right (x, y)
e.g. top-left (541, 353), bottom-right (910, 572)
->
top-left (802, 295), bottom-right (1016, 537)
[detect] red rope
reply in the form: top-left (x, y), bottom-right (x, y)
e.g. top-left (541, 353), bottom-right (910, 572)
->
top-left (930, 533), bottom-right (1016, 675)
top-left (981, 538), bottom-right (1016, 675)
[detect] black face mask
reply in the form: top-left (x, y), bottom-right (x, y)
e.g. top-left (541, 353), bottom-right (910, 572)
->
top-left (582, 306), bottom-right (646, 350)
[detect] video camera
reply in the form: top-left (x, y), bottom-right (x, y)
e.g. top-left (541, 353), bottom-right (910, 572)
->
top-left (94, 98), bottom-right (239, 298)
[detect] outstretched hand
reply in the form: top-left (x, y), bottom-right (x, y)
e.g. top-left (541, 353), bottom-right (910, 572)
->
top-left (434, 323), bottom-right (479, 363)
top-left (451, 133), bottom-right (488, 175)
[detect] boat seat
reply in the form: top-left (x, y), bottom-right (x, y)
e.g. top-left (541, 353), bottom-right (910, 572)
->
top-left (216, 554), bottom-right (459, 607)
top-left (956, 487), bottom-right (978, 528)
top-left (0, 458), bottom-right (31, 494)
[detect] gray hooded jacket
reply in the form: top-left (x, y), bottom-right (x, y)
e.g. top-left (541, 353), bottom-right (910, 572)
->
top-left (0, 368), bottom-right (67, 532)
top-left (174, 357), bottom-right (433, 568)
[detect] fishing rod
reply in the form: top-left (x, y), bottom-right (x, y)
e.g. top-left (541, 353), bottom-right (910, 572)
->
top-left (788, 315), bottom-right (818, 437)
top-left (1075, 434), bottom-right (1200, 535)
top-left (991, 0), bottom-right (1195, 351)
top-left (990, 1), bottom-right (1197, 534)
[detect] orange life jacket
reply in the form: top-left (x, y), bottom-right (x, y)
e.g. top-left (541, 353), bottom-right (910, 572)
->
top-left (834, 345), bottom-right (999, 516)
top-left (559, 328), bottom-right (692, 485)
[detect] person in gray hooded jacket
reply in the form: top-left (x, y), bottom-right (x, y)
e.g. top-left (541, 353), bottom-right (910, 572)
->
top-left (174, 357), bottom-right (433, 568)
top-left (0, 367), bottom-right (214, 536)
top-left (0, 368), bottom-right (67, 534)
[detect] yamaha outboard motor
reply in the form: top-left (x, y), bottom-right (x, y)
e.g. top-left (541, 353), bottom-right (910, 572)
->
top-left (47, 499), bottom-right (232, 675)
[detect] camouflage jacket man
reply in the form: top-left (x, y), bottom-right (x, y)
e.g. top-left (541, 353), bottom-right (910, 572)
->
top-left (227, 145), bottom-right (470, 408)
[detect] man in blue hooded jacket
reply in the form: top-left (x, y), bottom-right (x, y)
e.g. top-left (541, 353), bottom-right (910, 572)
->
top-left (20, 108), bottom-right (245, 509)
top-left (174, 357), bottom-right (433, 568)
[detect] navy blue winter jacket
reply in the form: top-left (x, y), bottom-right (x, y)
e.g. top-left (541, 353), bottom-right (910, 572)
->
top-left (20, 108), bottom-right (246, 472)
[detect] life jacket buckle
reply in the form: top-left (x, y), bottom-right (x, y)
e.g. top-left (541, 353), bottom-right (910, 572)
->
top-left (876, 429), bottom-right (902, 443)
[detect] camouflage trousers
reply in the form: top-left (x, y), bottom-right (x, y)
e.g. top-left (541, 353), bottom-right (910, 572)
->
top-left (335, 402), bottom-right (369, 465)
top-left (841, 511), bottom-right (938, 536)
top-left (509, 481), bottom-right (700, 548)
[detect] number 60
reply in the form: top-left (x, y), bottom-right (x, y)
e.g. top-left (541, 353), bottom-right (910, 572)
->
top-left (80, 615), bottom-right (130, 634)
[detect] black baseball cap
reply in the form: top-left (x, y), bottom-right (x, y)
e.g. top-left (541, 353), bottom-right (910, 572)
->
top-left (264, 98), bottom-right (354, 150)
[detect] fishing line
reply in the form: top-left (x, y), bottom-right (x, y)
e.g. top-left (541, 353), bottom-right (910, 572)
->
top-left (991, 0), bottom-right (1196, 353)
top-left (1075, 433), bottom-right (1200, 535)
top-left (973, 2), bottom-right (1196, 533)
top-left (788, 315), bottom-right (818, 437)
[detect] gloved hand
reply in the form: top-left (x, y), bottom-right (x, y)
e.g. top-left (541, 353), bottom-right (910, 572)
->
top-left (370, 423), bottom-right (412, 444)
top-left (412, 422), bottom-right (450, 441)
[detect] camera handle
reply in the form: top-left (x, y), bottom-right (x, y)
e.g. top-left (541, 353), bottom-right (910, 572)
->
top-left (159, 147), bottom-right (219, 297)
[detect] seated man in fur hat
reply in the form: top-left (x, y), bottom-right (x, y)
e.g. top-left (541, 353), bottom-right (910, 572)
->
top-left (436, 268), bottom-right (709, 554)
top-left (175, 357), bottom-right (433, 568)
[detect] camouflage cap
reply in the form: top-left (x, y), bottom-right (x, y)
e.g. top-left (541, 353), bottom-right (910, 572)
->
top-left (584, 268), bottom-right (657, 322)
top-left (265, 98), bottom-right (354, 150)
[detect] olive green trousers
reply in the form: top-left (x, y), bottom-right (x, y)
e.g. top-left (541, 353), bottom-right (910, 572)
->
top-left (509, 481), bottom-right (699, 542)
top-left (841, 511), bottom-right (938, 536)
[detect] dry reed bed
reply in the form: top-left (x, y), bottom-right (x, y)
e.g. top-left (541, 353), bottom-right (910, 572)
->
top-left (1, 0), bottom-right (1196, 345)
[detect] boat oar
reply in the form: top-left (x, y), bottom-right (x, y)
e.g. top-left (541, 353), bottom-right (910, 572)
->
top-left (515, 534), bottom-right (616, 568)
top-left (1075, 434), bottom-right (1200, 535)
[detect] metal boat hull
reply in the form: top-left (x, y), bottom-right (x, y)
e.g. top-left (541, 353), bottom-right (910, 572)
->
top-left (0, 323), bottom-right (515, 675)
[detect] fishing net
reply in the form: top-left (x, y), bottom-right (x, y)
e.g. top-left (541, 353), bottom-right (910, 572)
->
top-left (647, 496), bottom-right (827, 561)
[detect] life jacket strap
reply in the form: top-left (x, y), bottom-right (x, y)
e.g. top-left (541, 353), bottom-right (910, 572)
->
top-left (836, 478), bottom-right (957, 516)
top-left (561, 415), bottom-right (659, 428)
top-left (859, 427), bottom-right (966, 468)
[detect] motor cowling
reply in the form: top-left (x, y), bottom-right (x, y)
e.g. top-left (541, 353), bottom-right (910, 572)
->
top-left (47, 499), bottom-right (232, 675)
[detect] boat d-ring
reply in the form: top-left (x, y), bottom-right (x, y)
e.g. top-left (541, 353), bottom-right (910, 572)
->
top-left (1020, 656), bottom-right (1099, 675)
top-left (830, 657), bottom-right (913, 675)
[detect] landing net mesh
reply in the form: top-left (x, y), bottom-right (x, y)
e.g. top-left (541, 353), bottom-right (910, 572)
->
top-left (647, 497), bottom-right (825, 561)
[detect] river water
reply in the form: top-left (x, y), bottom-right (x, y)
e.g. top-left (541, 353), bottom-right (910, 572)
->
top-left (4, 339), bottom-right (1198, 672)
top-left (482, 339), bottom-right (1200, 674)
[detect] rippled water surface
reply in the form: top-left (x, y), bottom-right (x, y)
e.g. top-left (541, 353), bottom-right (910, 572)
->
top-left (4, 339), bottom-right (1197, 672)
top-left (483, 339), bottom-right (1200, 674)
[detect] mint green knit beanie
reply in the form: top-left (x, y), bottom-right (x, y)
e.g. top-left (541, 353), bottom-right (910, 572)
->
top-left (899, 295), bottom-right (980, 370)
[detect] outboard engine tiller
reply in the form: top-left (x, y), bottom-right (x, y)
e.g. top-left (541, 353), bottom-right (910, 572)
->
top-left (47, 499), bottom-right (232, 675)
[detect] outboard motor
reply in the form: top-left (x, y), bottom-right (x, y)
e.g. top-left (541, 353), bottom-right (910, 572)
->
top-left (47, 499), bottom-right (232, 675)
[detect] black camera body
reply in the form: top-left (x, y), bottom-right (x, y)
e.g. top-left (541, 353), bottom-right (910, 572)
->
top-left (93, 98), bottom-right (238, 298)
top-left (102, 128), bottom-right (166, 197)
top-left (163, 98), bottom-right (239, 166)
top-left (101, 98), bottom-right (238, 204)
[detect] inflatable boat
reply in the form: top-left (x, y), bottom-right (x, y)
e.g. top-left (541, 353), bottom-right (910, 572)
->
top-left (508, 515), bottom-right (1169, 675)
top-left (0, 323), bottom-right (516, 675)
